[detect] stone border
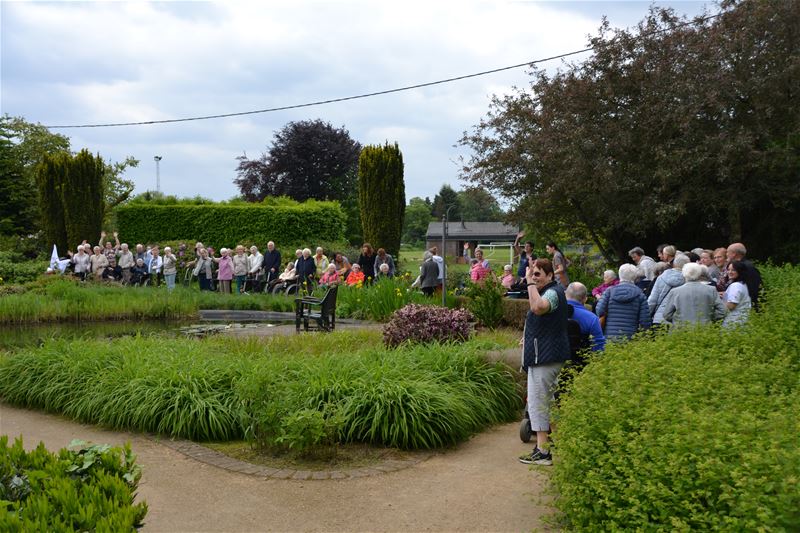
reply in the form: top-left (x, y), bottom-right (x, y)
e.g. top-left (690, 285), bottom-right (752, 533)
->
top-left (155, 437), bottom-right (432, 480)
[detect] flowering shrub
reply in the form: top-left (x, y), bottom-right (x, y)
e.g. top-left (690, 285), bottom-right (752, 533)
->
top-left (463, 278), bottom-right (505, 329)
top-left (383, 304), bottom-right (474, 347)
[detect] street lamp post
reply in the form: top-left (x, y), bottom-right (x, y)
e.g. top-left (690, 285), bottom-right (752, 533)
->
top-left (154, 156), bottom-right (162, 193)
top-left (441, 204), bottom-right (458, 307)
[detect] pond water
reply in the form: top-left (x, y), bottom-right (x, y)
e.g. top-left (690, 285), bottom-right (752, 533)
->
top-left (0, 320), bottom-right (190, 351)
top-left (0, 317), bottom-right (295, 351)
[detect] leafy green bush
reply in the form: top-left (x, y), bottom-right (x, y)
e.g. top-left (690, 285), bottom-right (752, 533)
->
top-left (0, 436), bottom-right (147, 530)
top-left (552, 264), bottom-right (800, 531)
top-left (0, 332), bottom-right (519, 450)
top-left (115, 201), bottom-right (345, 247)
top-left (0, 258), bottom-right (44, 285)
top-left (463, 278), bottom-right (505, 329)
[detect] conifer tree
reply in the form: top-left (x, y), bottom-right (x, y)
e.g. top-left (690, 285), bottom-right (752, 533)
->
top-left (62, 149), bottom-right (105, 247)
top-left (358, 142), bottom-right (405, 258)
top-left (34, 153), bottom-right (69, 252)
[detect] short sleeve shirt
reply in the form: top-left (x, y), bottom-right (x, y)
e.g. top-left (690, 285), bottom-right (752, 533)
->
top-left (542, 287), bottom-right (559, 313)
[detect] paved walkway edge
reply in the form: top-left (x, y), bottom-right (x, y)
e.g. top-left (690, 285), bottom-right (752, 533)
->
top-left (154, 437), bottom-right (432, 481)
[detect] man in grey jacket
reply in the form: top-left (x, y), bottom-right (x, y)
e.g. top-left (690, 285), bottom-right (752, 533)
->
top-left (662, 263), bottom-right (727, 326)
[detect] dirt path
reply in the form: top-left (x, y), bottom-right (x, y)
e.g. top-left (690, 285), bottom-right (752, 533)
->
top-left (0, 404), bottom-right (555, 532)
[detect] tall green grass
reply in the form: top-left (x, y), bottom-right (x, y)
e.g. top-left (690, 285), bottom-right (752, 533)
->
top-left (0, 276), bottom-right (455, 324)
top-left (0, 278), bottom-right (294, 324)
top-left (0, 331), bottom-right (520, 449)
top-left (334, 276), bottom-right (458, 321)
top-left (552, 264), bottom-right (800, 531)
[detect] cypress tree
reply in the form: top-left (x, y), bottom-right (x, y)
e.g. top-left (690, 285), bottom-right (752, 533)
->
top-left (62, 149), bottom-right (105, 247)
top-left (357, 142), bottom-right (405, 258)
top-left (34, 153), bottom-right (68, 252)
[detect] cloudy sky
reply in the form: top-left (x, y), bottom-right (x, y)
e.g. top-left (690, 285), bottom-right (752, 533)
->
top-left (2, 1), bottom-right (710, 202)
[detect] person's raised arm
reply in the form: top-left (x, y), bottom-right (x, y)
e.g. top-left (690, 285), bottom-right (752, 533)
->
top-left (513, 231), bottom-right (524, 259)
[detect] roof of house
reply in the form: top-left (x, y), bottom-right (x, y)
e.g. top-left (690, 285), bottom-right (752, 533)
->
top-left (426, 221), bottom-right (519, 239)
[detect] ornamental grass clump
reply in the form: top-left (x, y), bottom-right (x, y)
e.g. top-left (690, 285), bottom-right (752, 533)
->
top-left (382, 304), bottom-right (474, 347)
top-left (0, 331), bottom-right (519, 451)
top-left (552, 264), bottom-right (800, 531)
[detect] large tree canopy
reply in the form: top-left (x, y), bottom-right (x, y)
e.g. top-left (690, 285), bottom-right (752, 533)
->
top-left (234, 119), bottom-right (362, 202)
top-left (459, 0), bottom-right (800, 263)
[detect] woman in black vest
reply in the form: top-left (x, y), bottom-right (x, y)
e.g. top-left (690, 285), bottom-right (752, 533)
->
top-left (519, 258), bottom-right (570, 466)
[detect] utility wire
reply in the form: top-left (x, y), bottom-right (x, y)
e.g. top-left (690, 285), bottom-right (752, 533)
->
top-left (46, 12), bottom-right (720, 129)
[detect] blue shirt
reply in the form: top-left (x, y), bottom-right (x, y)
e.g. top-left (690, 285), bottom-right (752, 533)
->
top-left (517, 251), bottom-right (536, 278)
top-left (567, 299), bottom-right (606, 352)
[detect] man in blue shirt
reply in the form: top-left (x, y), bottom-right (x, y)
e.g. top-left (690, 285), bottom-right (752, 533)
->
top-left (566, 282), bottom-right (606, 352)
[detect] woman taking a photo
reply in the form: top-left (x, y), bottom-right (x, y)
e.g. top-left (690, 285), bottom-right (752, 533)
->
top-left (518, 258), bottom-right (570, 466)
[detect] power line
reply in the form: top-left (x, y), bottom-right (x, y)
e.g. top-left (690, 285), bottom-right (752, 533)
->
top-left (46, 13), bottom-right (720, 129)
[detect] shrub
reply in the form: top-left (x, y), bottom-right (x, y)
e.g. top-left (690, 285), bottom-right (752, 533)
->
top-left (115, 201), bottom-right (345, 247)
top-left (463, 278), bottom-right (505, 329)
top-left (501, 297), bottom-right (529, 329)
top-left (0, 257), bottom-right (44, 285)
top-left (0, 436), bottom-right (147, 530)
top-left (552, 264), bottom-right (800, 531)
top-left (382, 304), bottom-right (474, 347)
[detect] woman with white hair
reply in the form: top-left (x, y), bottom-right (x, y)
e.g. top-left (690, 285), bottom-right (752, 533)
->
top-left (662, 263), bottom-right (727, 326)
top-left (162, 246), bottom-right (178, 290)
top-left (591, 269), bottom-right (619, 299)
top-left (500, 264), bottom-right (514, 289)
top-left (647, 254), bottom-right (689, 325)
top-left (595, 263), bottom-right (651, 340)
top-left (294, 248), bottom-right (317, 293)
top-left (313, 247), bottom-right (329, 277)
top-left (212, 247), bottom-right (234, 294)
top-left (69, 244), bottom-right (91, 281)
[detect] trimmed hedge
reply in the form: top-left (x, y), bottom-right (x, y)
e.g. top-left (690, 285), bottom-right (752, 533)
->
top-left (553, 264), bottom-right (800, 530)
top-left (115, 201), bottom-right (345, 246)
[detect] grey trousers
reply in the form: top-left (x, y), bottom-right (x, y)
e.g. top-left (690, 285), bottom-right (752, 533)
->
top-left (527, 362), bottom-right (564, 432)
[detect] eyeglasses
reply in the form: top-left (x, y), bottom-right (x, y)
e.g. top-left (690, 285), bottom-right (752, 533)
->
top-left (531, 271), bottom-right (543, 277)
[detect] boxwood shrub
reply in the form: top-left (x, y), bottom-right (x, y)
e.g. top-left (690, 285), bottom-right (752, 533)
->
top-left (552, 264), bottom-right (800, 531)
top-left (115, 200), bottom-right (345, 247)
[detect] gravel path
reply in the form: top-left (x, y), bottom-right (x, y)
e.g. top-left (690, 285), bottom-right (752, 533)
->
top-left (0, 404), bottom-right (556, 532)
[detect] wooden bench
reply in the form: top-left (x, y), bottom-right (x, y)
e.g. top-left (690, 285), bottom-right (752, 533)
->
top-left (295, 285), bottom-right (338, 332)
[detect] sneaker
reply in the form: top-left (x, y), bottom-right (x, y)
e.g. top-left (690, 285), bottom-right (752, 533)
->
top-left (518, 447), bottom-right (553, 466)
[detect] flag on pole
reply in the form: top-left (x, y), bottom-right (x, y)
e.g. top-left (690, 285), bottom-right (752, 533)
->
top-left (49, 244), bottom-right (59, 271)
top-left (48, 244), bottom-right (70, 274)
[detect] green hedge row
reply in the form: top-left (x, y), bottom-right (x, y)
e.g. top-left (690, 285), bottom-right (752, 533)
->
top-left (553, 264), bottom-right (800, 531)
top-left (0, 436), bottom-right (147, 530)
top-left (115, 201), bottom-right (345, 246)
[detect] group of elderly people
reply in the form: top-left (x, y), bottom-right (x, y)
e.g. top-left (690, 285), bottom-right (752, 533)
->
top-left (272, 243), bottom-right (397, 294)
top-left (66, 231), bottom-right (179, 288)
top-left (518, 241), bottom-right (762, 467)
top-left (64, 233), bottom-right (398, 295)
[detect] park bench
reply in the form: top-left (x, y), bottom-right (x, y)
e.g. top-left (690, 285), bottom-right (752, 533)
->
top-left (295, 285), bottom-right (338, 332)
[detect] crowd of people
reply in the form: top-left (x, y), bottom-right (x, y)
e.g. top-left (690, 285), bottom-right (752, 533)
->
top-left (61, 233), bottom-right (398, 294)
top-left (518, 240), bottom-right (763, 467)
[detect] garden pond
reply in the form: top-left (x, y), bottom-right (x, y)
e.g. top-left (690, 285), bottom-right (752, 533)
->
top-left (0, 313), bottom-right (296, 351)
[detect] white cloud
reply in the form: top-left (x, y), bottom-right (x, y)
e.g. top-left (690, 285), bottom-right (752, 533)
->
top-left (1, 0), bottom-right (709, 202)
